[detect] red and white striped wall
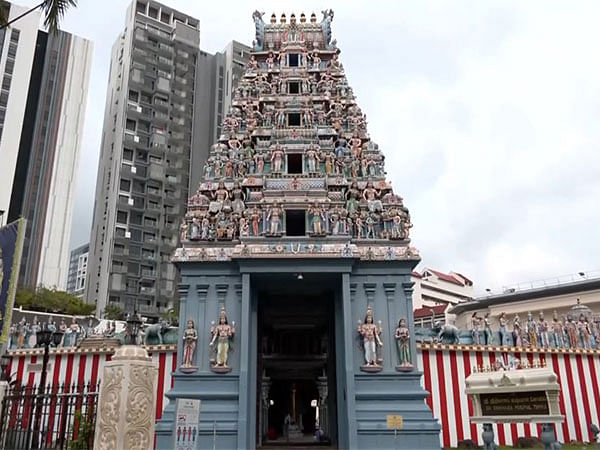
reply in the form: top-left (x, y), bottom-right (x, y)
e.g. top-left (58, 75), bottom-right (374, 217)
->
top-left (417, 343), bottom-right (600, 447)
top-left (6, 345), bottom-right (178, 420)
top-left (8, 344), bottom-right (600, 447)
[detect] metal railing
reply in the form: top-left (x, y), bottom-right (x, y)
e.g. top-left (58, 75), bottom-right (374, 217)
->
top-left (0, 382), bottom-right (99, 450)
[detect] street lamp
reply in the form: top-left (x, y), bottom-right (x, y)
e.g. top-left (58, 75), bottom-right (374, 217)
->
top-left (126, 311), bottom-right (143, 345)
top-left (32, 323), bottom-right (64, 447)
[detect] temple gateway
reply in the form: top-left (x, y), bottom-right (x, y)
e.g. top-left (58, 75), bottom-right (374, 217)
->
top-left (156, 10), bottom-right (440, 450)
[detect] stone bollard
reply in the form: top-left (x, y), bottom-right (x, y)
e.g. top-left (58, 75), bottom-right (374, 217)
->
top-left (93, 345), bottom-right (158, 450)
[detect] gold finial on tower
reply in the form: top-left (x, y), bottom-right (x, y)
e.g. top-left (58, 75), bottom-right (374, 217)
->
top-left (290, 13), bottom-right (296, 25)
top-left (300, 13), bottom-right (306, 24)
top-left (280, 13), bottom-right (286, 24)
top-left (270, 13), bottom-right (276, 24)
top-left (310, 12), bottom-right (317, 23)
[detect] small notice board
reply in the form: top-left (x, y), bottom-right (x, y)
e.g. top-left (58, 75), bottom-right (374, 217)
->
top-left (387, 414), bottom-right (404, 429)
top-left (174, 398), bottom-right (201, 450)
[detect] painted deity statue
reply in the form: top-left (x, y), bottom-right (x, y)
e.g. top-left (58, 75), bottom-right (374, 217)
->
top-left (394, 318), bottom-right (413, 371)
top-left (526, 312), bottom-right (538, 348)
top-left (537, 312), bottom-right (550, 348)
top-left (551, 311), bottom-right (564, 348)
top-left (357, 306), bottom-right (383, 370)
top-left (266, 203), bottom-right (283, 236)
top-left (512, 314), bottom-right (522, 346)
top-left (182, 319), bottom-right (198, 370)
top-left (483, 313), bottom-right (494, 345)
top-left (498, 312), bottom-right (511, 346)
top-left (210, 307), bottom-right (236, 372)
top-left (565, 315), bottom-right (578, 348)
top-left (471, 313), bottom-right (481, 345)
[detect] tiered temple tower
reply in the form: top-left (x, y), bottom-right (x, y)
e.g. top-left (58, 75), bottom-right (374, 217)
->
top-left (156, 10), bottom-right (440, 450)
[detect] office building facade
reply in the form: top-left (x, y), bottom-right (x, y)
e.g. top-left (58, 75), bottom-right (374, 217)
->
top-left (66, 243), bottom-right (89, 298)
top-left (0, 2), bottom-right (92, 290)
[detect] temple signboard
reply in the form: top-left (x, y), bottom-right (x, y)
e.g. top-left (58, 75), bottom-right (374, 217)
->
top-left (480, 391), bottom-right (549, 416)
top-left (465, 366), bottom-right (562, 424)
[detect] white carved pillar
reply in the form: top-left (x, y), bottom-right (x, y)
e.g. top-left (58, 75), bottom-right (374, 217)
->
top-left (93, 345), bottom-right (158, 450)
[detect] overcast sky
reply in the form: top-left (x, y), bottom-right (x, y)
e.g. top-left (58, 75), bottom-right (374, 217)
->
top-left (19, 0), bottom-right (600, 294)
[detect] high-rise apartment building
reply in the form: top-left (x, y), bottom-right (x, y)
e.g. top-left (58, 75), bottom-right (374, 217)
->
top-left (66, 243), bottom-right (89, 298)
top-left (86, 0), bottom-right (202, 318)
top-left (0, 2), bottom-right (92, 290)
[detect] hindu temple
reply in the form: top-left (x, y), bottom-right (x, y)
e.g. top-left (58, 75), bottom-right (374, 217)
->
top-left (155, 10), bottom-right (440, 449)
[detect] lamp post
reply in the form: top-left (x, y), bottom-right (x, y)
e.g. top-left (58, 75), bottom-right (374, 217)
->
top-left (31, 323), bottom-right (64, 447)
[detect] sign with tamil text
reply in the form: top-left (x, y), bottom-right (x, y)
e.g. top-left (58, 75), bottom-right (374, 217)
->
top-left (480, 391), bottom-right (549, 416)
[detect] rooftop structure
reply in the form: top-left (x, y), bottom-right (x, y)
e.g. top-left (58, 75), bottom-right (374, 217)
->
top-left (412, 267), bottom-right (473, 310)
top-left (450, 271), bottom-right (600, 329)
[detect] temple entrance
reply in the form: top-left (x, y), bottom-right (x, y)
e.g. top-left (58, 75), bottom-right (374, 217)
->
top-left (256, 274), bottom-right (338, 448)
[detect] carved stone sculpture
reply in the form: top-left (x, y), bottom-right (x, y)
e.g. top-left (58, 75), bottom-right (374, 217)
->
top-left (210, 307), bottom-right (236, 373)
top-left (357, 306), bottom-right (382, 372)
top-left (181, 319), bottom-right (198, 373)
top-left (395, 318), bottom-right (413, 371)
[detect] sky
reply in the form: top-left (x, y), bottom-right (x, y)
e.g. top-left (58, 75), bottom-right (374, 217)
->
top-left (18, 0), bottom-right (600, 295)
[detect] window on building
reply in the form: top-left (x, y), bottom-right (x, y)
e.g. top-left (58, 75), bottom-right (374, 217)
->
top-left (123, 148), bottom-right (134, 161)
top-left (119, 178), bottom-right (131, 192)
top-left (288, 54), bottom-right (299, 67)
top-left (289, 82), bottom-right (299, 94)
top-left (116, 211), bottom-right (128, 224)
top-left (136, 1), bottom-right (146, 13)
top-left (148, 6), bottom-right (158, 18)
top-left (126, 119), bottom-right (136, 132)
top-left (161, 12), bottom-right (169, 23)
top-left (286, 210), bottom-right (306, 236)
top-left (128, 90), bottom-right (139, 102)
top-left (287, 154), bottom-right (302, 174)
top-left (288, 113), bottom-right (301, 126)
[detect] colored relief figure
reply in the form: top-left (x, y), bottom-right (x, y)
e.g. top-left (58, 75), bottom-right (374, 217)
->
top-left (266, 202), bottom-right (283, 236)
top-left (565, 315), bottom-right (578, 348)
top-left (395, 318), bottom-right (413, 371)
top-left (537, 311), bottom-right (550, 348)
top-left (210, 308), bottom-right (236, 372)
top-left (181, 319), bottom-right (198, 370)
top-left (512, 314), bottom-right (522, 346)
top-left (357, 306), bottom-right (383, 371)
top-left (483, 313), bottom-right (494, 345)
top-left (551, 311), bottom-right (564, 348)
top-left (471, 313), bottom-right (481, 345)
top-left (498, 312), bottom-right (511, 346)
top-left (526, 312), bottom-right (538, 348)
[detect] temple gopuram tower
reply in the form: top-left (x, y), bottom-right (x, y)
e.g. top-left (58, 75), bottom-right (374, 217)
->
top-left (156, 10), bottom-right (440, 450)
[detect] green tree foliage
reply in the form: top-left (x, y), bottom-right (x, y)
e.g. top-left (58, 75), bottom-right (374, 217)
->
top-left (160, 307), bottom-right (179, 326)
top-left (0, 0), bottom-right (77, 33)
top-left (103, 304), bottom-right (125, 321)
top-left (68, 410), bottom-right (94, 450)
top-left (15, 286), bottom-right (95, 316)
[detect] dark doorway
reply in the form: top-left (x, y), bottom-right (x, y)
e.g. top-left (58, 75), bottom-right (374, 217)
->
top-left (287, 154), bottom-right (303, 174)
top-left (289, 81), bottom-right (300, 94)
top-left (285, 210), bottom-right (305, 236)
top-left (288, 53), bottom-right (299, 67)
top-left (256, 275), bottom-right (337, 448)
top-left (288, 113), bottom-right (301, 127)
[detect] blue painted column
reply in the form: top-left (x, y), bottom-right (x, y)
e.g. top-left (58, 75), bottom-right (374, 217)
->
top-left (237, 272), bottom-right (251, 449)
top-left (341, 272), bottom-right (358, 449)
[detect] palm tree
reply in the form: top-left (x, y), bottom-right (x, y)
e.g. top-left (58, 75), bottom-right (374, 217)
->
top-left (0, 0), bottom-right (76, 32)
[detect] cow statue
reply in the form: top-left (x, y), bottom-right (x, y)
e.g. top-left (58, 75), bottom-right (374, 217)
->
top-left (432, 321), bottom-right (460, 344)
top-left (144, 319), bottom-right (170, 345)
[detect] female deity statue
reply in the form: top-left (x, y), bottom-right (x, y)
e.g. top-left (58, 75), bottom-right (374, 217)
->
top-left (231, 182), bottom-right (246, 215)
top-left (255, 152), bottom-right (265, 174)
top-left (305, 145), bottom-right (321, 172)
top-left (209, 307), bottom-right (236, 372)
top-left (394, 318), bottom-right (413, 371)
top-left (565, 315), bottom-right (577, 348)
top-left (512, 314), bottom-right (522, 346)
top-left (308, 203), bottom-right (326, 235)
top-left (266, 203), bottom-right (283, 236)
top-left (357, 306), bottom-right (383, 371)
top-left (181, 319), bottom-right (198, 370)
top-left (270, 145), bottom-right (285, 172)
